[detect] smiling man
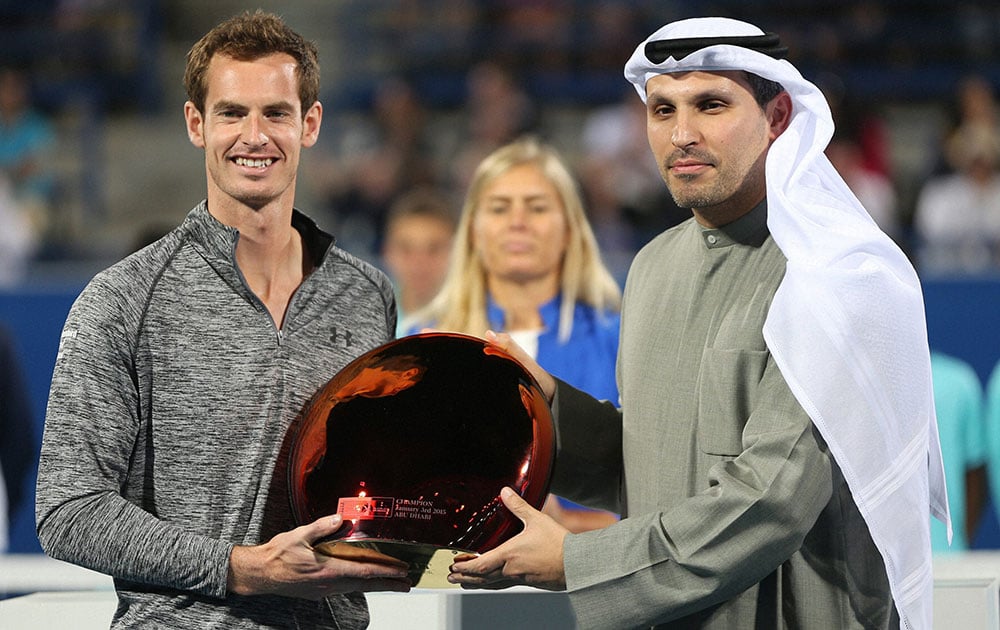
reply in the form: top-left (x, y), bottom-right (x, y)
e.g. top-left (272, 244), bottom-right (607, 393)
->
top-left (448, 17), bottom-right (948, 630)
top-left (36, 11), bottom-right (409, 629)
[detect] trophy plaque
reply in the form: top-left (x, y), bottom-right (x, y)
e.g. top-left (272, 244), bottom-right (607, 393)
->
top-left (287, 332), bottom-right (555, 588)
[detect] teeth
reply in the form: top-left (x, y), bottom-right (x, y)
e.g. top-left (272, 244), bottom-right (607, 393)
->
top-left (235, 157), bottom-right (274, 168)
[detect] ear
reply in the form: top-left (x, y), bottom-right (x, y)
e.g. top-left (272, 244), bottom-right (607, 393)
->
top-left (301, 100), bottom-right (323, 148)
top-left (184, 101), bottom-right (205, 149)
top-left (767, 91), bottom-right (793, 140)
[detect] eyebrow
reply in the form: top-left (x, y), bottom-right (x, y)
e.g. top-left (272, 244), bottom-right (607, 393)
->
top-left (211, 99), bottom-right (297, 113)
top-left (646, 86), bottom-right (736, 107)
top-left (485, 192), bottom-right (551, 202)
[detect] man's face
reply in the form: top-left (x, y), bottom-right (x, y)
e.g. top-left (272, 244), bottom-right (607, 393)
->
top-left (184, 53), bottom-right (321, 214)
top-left (382, 214), bottom-right (455, 308)
top-left (645, 70), bottom-right (783, 226)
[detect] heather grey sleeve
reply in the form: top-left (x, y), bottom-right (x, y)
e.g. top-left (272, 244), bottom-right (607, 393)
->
top-left (35, 274), bottom-right (232, 598)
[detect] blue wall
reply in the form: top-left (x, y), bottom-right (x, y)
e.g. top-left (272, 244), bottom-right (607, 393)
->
top-left (923, 277), bottom-right (1000, 386)
top-left (1, 287), bottom-right (81, 553)
top-left (3, 277), bottom-right (1000, 553)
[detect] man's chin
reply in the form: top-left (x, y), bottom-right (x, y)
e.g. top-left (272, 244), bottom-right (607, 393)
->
top-left (233, 193), bottom-right (273, 211)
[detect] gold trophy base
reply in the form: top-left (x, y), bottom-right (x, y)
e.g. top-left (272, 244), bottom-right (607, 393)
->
top-left (314, 539), bottom-right (475, 588)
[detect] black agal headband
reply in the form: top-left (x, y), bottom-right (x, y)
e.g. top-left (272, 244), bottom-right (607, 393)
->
top-left (644, 33), bottom-right (788, 63)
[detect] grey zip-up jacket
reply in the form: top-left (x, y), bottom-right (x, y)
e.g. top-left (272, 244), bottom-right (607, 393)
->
top-left (36, 202), bottom-right (396, 628)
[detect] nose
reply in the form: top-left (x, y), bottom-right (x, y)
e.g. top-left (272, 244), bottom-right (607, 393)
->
top-left (242, 113), bottom-right (269, 147)
top-left (508, 203), bottom-right (529, 228)
top-left (671, 110), bottom-right (699, 149)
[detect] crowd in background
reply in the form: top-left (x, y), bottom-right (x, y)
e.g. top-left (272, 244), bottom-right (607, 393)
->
top-left (0, 1), bottom-right (998, 281)
top-left (5, 1), bottom-right (1000, 551)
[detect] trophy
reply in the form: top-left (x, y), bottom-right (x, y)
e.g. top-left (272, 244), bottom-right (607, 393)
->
top-left (287, 332), bottom-right (555, 588)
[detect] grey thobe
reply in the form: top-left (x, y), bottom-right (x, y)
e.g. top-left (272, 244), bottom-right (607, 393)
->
top-left (551, 203), bottom-right (896, 629)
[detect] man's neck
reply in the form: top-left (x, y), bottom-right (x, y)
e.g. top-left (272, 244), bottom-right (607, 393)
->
top-left (209, 197), bottom-right (307, 328)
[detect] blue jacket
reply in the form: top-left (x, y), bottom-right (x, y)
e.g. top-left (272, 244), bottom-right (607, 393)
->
top-left (487, 295), bottom-right (620, 404)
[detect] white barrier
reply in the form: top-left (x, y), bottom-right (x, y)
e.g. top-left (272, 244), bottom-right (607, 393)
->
top-left (6, 552), bottom-right (1000, 629)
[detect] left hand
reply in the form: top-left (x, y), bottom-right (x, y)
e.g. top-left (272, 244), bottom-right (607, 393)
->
top-left (447, 487), bottom-right (569, 591)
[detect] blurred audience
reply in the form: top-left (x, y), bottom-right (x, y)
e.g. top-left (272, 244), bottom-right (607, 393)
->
top-left (381, 187), bottom-right (457, 336)
top-left (577, 89), bottom-right (684, 275)
top-left (942, 74), bottom-right (1000, 175)
top-left (930, 351), bottom-right (986, 553)
top-left (410, 136), bottom-right (621, 532)
top-left (0, 172), bottom-right (38, 286)
top-left (827, 133), bottom-right (899, 240)
top-left (447, 61), bottom-right (537, 195)
top-left (489, 0), bottom-right (574, 73)
top-left (0, 2), bottom-right (993, 270)
top-left (913, 124), bottom-right (1000, 273)
top-left (575, 2), bottom-right (648, 74)
top-left (819, 67), bottom-right (894, 229)
top-left (314, 76), bottom-right (440, 258)
top-left (0, 65), bottom-right (54, 248)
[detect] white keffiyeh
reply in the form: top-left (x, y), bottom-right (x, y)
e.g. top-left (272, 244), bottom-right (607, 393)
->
top-left (625, 17), bottom-right (949, 630)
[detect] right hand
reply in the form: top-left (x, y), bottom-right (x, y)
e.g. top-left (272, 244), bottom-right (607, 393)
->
top-left (227, 514), bottom-right (412, 599)
top-left (484, 330), bottom-right (556, 403)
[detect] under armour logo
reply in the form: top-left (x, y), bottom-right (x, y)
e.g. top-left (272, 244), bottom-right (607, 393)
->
top-left (330, 327), bottom-right (354, 347)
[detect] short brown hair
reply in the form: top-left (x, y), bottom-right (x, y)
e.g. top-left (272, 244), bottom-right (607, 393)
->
top-left (183, 10), bottom-right (320, 115)
top-left (386, 188), bottom-right (457, 234)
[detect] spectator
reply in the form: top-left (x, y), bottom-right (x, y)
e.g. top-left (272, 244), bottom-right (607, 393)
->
top-left (0, 172), bottom-right (38, 286)
top-left (982, 357), bottom-right (1000, 542)
top-left (0, 65), bottom-right (54, 242)
top-left (930, 351), bottom-right (986, 552)
top-left (412, 136), bottom-right (621, 532)
top-left (381, 187), bottom-right (457, 336)
top-left (942, 74), bottom-right (1000, 175)
top-left (314, 76), bottom-right (439, 258)
top-left (913, 125), bottom-right (1000, 273)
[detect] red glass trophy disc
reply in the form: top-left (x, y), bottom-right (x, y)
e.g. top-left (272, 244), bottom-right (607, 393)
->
top-left (287, 332), bottom-right (555, 587)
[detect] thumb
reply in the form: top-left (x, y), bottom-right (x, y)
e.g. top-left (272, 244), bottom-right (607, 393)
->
top-left (303, 513), bottom-right (346, 545)
top-left (499, 487), bottom-right (535, 523)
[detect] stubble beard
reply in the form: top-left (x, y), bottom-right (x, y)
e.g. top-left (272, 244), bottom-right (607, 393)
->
top-left (666, 170), bottom-right (737, 210)
top-left (663, 149), bottom-right (765, 215)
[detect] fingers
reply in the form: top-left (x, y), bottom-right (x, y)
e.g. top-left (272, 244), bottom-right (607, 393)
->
top-left (301, 514), bottom-right (346, 547)
top-left (498, 486), bottom-right (534, 523)
top-left (484, 330), bottom-right (557, 402)
top-left (448, 546), bottom-right (508, 586)
top-left (484, 330), bottom-right (521, 358)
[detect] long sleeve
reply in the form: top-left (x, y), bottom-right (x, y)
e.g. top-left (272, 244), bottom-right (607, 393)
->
top-left (549, 379), bottom-right (623, 514)
top-left (36, 277), bottom-right (232, 598)
top-left (553, 211), bottom-right (892, 629)
top-left (561, 356), bottom-right (834, 629)
top-left (35, 204), bottom-right (391, 628)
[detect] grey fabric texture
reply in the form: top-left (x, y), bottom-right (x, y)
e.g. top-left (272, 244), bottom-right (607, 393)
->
top-left (36, 202), bottom-right (395, 629)
top-left (552, 203), bottom-right (895, 629)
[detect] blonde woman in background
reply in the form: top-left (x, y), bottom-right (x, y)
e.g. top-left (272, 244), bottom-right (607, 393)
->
top-left (409, 136), bottom-right (621, 532)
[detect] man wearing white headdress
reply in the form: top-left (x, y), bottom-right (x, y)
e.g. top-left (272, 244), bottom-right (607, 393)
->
top-left (449, 16), bottom-right (949, 630)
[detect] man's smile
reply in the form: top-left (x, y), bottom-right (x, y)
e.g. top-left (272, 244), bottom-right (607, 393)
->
top-left (233, 156), bottom-right (276, 169)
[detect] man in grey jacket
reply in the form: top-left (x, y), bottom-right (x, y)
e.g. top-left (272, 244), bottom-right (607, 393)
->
top-left (36, 11), bottom-right (410, 629)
